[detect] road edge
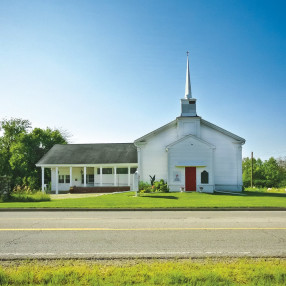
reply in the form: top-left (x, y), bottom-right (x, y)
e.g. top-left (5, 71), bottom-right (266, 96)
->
top-left (0, 207), bottom-right (286, 211)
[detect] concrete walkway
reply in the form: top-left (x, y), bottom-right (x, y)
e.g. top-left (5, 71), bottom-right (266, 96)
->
top-left (50, 193), bottom-right (106, 200)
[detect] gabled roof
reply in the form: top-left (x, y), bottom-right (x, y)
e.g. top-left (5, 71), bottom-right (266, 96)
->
top-left (201, 119), bottom-right (245, 143)
top-left (36, 143), bottom-right (138, 166)
top-left (134, 117), bottom-right (245, 144)
top-left (134, 120), bottom-right (176, 143)
top-left (166, 134), bottom-right (216, 150)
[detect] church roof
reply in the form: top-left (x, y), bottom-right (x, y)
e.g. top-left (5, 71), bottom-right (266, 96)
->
top-left (134, 118), bottom-right (245, 144)
top-left (201, 119), bottom-right (245, 143)
top-left (36, 143), bottom-right (138, 166)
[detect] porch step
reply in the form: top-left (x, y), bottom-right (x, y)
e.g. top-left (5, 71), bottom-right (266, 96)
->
top-left (70, 186), bottom-right (130, 193)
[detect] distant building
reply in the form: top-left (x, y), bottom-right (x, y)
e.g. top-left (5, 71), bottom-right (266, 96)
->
top-left (37, 55), bottom-right (245, 193)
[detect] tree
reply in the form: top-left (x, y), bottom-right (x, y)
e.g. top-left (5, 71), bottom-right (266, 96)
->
top-left (242, 156), bottom-right (286, 188)
top-left (0, 118), bottom-right (68, 189)
top-left (9, 128), bottom-right (68, 189)
top-left (0, 118), bottom-right (31, 176)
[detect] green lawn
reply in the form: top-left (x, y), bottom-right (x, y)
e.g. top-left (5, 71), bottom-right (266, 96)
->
top-left (0, 190), bottom-right (285, 208)
top-left (0, 258), bottom-right (285, 285)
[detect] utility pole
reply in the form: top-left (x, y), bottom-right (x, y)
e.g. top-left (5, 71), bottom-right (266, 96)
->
top-left (251, 152), bottom-right (253, 188)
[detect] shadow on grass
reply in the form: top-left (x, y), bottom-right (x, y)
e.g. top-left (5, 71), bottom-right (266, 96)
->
top-left (141, 195), bottom-right (179, 200)
top-left (215, 191), bottom-right (286, 198)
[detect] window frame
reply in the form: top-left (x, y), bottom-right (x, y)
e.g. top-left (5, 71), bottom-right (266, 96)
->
top-left (201, 170), bottom-right (209, 184)
top-left (58, 175), bottom-right (65, 184)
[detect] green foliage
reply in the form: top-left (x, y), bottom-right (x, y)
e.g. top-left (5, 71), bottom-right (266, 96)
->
top-left (245, 187), bottom-right (286, 193)
top-left (0, 118), bottom-right (68, 190)
top-left (139, 181), bottom-right (152, 193)
top-left (243, 156), bottom-right (286, 188)
top-left (3, 191), bottom-right (50, 202)
top-left (149, 175), bottom-right (156, 186)
top-left (0, 258), bottom-right (285, 285)
top-left (140, 179), bottom-right (169, 193)
top-left (152, 179), bottom-right (170, 193)
top-left (0, 176), bottom-right (12, 199)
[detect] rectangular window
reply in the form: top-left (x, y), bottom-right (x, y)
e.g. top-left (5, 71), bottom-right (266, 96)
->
top-left (87, 174), bottom-right (94, 183)
top-left (117, 168), bottom-right (128, 174)
top-left (58, 175), bottom-right (64, 183)
top-left (65, 175), bottom-right (70, 184)
top-left (102, 168), bottom-right (113, 174)
top-left (130, 168), bottom-right (137, 174)
top-left (97, 168), bottom-right (101, 175)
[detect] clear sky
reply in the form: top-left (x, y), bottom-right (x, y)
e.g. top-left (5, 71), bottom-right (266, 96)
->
top-left (0, 0), bottom-right (285, 160)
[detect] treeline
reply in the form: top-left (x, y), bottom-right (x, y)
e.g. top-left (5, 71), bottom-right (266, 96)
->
top-left (242, 157), bottom-right (286, 188)
top-left (0, 118), bottom-right (68, 190)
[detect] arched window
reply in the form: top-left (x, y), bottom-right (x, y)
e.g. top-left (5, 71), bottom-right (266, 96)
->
top-left (201, 170), bottom-right (209, 184)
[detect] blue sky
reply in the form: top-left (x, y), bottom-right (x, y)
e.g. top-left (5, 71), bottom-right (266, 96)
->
top-left (0, 0), bottom-right (285, 160)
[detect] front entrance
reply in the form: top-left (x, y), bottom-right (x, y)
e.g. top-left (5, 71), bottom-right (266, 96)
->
top-left (185, 167), bottom-right (196, 191)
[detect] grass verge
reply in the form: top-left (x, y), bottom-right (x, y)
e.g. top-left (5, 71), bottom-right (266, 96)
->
top-left (0, 190), bottom-right (286, 208)
top-left (0, 258), bottom-right (285, 285)
top-left (0, 191), bottom-right (50, 203)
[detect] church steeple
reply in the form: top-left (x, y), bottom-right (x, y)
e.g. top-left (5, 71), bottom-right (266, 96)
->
top-left (180, 52), bottom-right (197, 117)
top-left (185, 52), bottom-right (192, 99)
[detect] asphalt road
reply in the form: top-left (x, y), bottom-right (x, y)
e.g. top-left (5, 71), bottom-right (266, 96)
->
top-left (0, 211), bottom-right (285, 259)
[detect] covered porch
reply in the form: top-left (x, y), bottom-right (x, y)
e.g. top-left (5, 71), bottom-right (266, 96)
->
top-left (41, 164), bottom-right (138, 194)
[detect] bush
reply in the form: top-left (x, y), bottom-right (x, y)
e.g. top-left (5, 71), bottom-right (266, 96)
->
top-left (139, 181), bottom-right (152, 193)
top-left (3, 191), bottom-right (50, 202)
top-left (152, 179), bottom-right (169, 193)
top-left (1, 185), bottom-right (50, 202)
top-left (139, 179), bottom-right (169, 193)
top-left (12, 185), bottom-right (33, 195)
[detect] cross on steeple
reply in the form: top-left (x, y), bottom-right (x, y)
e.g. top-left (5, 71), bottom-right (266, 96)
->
top-left (186, 51), bottom-right (189, 57)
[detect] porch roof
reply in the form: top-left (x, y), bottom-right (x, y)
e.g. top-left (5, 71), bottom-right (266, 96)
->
top-left (36, 143), bottom-right (138, 166)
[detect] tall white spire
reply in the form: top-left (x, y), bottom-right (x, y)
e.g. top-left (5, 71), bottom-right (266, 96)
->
top-left (185, 51), bottom-right (192, 99)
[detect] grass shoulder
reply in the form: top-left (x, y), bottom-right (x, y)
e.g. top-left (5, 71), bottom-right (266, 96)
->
top-left (0, 258), bottom-right (285, 285)
top-left (0, 188), bottom-right (285, 208)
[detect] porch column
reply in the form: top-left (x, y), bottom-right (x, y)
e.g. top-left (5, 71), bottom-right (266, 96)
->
top-left (84, 166), bottom-right (87, 187)
top-left (41, 167), bottom-right (45, 193)
top-left (114, 166), bottom-right (117, 186)
top-left (99, 166), bottom-right (102, 186)
top-left (128, 166), bottom-right (131, 186)
top-left (55, 167), bottom-right (59, 194)
top-left (94, 167), bottom-right (96, 186)
top-left (70, 167), bottom-right (72, 187)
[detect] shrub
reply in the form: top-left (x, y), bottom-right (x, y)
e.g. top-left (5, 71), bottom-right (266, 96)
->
top-left (3, 191), bottom-right (51, 202)
top-left (12, 185), bottom-right (33, 195)
top-left (153, 179), bottom-right (169, 193)
top-left (139, 181), bottom-right (152, 193)
top-left (139, 179), bottom-right (169, 193)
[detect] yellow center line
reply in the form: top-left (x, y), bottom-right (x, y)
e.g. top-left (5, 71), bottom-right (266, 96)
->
top-left (0, 227), bottom-right (285, 231)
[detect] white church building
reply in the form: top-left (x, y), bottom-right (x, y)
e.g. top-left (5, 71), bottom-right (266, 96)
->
top-left (37, 56), bottom-right (245, 193)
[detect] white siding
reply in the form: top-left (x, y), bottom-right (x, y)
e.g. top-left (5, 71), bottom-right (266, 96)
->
top-left (138, 117), bottom-right (243, 192)
top-left (200, 123), bottom-right (243, 191)
top-left (138, 124), bottom-right (178, 183)
top-left (167, 136), bottom-right (214, 192)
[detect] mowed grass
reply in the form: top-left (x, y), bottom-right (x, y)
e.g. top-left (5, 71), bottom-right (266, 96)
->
top-left (0, 190), bottom-right (285, 208)
top-left (0, 258), bottom-right (285, 285)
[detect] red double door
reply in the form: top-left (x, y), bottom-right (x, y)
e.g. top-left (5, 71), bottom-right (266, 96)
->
top-left (185, 167), bottom-right (196, 191)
